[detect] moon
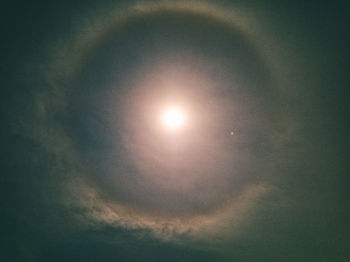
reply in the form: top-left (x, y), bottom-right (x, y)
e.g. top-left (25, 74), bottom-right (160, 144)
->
top-left (162, 107), bottom-right (186, 131)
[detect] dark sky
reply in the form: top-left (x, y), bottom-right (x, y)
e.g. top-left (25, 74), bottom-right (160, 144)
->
top-left (1, 1), bottom-right (349, 261)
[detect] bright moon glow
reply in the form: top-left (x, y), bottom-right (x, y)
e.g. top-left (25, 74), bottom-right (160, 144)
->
top-left (162, 107), bottom-right (185, 130)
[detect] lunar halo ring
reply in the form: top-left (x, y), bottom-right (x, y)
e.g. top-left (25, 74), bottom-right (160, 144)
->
top-left (37, 1), bottom-right (279, 243)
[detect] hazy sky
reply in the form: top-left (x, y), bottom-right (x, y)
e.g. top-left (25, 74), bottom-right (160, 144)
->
top-left (1, 1), bottom-right (349, 261)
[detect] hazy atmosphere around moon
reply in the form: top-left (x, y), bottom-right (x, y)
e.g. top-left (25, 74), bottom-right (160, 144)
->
top-left (2, 1), bottom-right (349, 261)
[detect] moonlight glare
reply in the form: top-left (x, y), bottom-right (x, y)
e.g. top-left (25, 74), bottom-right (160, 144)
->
top-left (162, 107), bottom-right (186, 131)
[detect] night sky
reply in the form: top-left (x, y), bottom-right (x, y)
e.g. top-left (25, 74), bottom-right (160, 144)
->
top-left (1, 1), bottom-right (349, 261)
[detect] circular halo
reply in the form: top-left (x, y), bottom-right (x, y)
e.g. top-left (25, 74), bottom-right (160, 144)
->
top-left (36, 1), bottom-right (279, 243)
